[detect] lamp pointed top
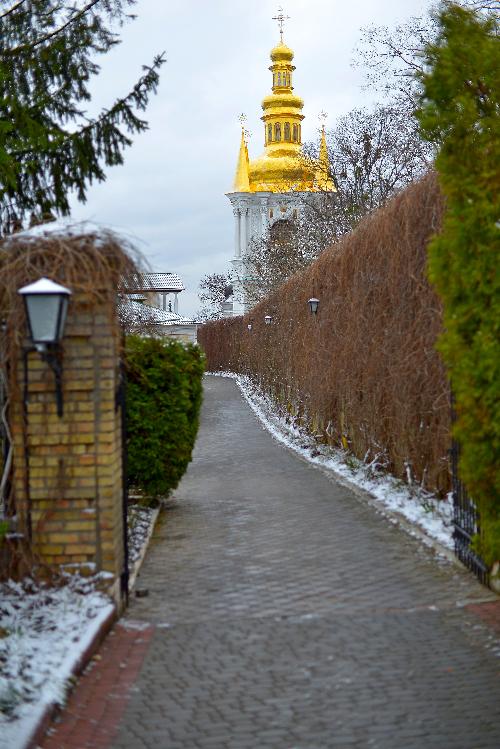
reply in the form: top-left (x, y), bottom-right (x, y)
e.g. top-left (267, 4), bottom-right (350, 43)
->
top-left (18, 277), bottom-right (72, 296)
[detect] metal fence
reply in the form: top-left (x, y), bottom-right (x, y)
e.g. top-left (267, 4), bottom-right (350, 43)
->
top-left (451, 440), bottom-right (489, 586)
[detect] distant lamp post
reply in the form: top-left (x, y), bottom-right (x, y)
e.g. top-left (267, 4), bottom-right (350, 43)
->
top-left (307, 297), bottom-right (320, 315)
top-left (18, 277), bottom-right (72, 417)
top-left (264, 315), bottom-right (273, 325)
top-left (247, 323), bottom-right (252, 331)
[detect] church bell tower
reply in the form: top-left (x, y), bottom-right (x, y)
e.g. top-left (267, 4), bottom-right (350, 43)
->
top-left (226, 12), bottom-right (335, 316)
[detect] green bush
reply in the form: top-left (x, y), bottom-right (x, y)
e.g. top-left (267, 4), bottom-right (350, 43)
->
top-left (125, 336), bottom-right (205, 500)
top-left (417, 5), bottom-right (500, 564)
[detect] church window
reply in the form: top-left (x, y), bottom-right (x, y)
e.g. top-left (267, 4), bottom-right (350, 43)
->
top-left (275, 123), bottom-right (281, 141)
top-left (298, 124), bottom-right (301, 142)
top-left (269, 209), bottom-right (274, 218)
top-left (269, 219), bottom-right (297, 244)
top-left (277, 72), bottom-right (282, 86)
top-left (284, 122), bottom-right (291, 141)
top-left (293, 124), bottom-right (298, 142)
top-left (268, 123), bottom-right (273, 142)
top-left (293, 209), bottom-right (298, 219)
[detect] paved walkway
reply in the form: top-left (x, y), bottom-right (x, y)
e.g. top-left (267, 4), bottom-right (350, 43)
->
top-left (42, 376), bottom-right (500, 749)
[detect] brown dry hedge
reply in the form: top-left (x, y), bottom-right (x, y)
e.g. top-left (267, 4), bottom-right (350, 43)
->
top-left (199, 172), bottom-right (451, 495)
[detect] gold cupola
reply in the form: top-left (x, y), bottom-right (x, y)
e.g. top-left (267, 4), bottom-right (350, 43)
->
top-left (229, 27), bottom-right (334, 194)
top-left (248, 38), bottom-right (316, 192)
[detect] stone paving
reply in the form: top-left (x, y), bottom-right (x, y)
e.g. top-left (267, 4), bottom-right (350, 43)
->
top-left (41, 376), bottom-right (500, 749)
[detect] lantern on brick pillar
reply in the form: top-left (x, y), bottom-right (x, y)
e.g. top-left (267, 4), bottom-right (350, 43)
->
top-left (18, 277), bottom-right (72, 417)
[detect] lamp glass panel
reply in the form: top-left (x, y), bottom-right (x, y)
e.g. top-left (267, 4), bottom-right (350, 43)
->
top-left (57, 297), bottom-right (69, 340)
top-left (25, 294), bottom-right (62, 343)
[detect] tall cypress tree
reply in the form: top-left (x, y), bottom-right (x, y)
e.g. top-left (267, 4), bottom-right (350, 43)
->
top-left (0, 0), bottom-right (164, 234)
top-left (417, 4), bottom-right (500, 564)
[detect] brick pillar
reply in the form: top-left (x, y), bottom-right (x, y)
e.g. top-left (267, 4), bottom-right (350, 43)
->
top-left (10, 291), bottom-right (125, 598)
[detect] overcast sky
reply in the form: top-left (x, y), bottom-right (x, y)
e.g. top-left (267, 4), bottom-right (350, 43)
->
top-left (70, 0), bottom-right (432, 316)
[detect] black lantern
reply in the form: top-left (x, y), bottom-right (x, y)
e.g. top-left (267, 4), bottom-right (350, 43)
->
top-left (264, 315), bottom-right (272, 325)
top-left (307, 297), bottom-right (319, 315)
top-left (247, 323), bottom-right (252, 331)
top-left (18, 277), bottom-right (72, 417)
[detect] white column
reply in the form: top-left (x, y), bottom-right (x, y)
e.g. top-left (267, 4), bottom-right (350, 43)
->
top-left (233, 208), bottom-right (241, 258)
top-left (240, 208), bottom-right (248, 258)
top-left (260, 205), bottom-right (267, 238)
top-left (245, 208), bottom-right (251, 248)
top-left (174, 293), bottom-right (179, 314)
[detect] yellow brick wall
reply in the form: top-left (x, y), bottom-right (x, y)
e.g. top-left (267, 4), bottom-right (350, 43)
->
top-left (11, 294), bottom-right (125, 584)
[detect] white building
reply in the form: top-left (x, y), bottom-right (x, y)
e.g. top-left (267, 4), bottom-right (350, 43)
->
top-left (124, 272), bottom-right (198, 343)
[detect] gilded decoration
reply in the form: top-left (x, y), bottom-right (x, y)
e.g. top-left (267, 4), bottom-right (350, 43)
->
top-left (230, 33), bottom-right (335, 194)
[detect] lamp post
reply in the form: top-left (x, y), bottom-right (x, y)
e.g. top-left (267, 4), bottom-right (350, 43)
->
top-left (307, 297), bottom-right (319, 315)
top-left (18, 277), bottom-right (72, 417)
top-left (247, 323), bottom-right (252, 331)
top-left (264, 315), bottom-right (272, 325)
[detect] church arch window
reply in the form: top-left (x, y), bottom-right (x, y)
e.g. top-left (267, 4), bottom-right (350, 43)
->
top-left (284, 122), bottom-right (291, 141)
top-left (269, 209), bottom-right (274, 219)
top-left (293, 124), bottom-right (298, 142)
top-left (275, 122), bottom-right (281, 141)
top-left (277, 72), bottom-right (282, 86)
top-left (268, 123), bottom-right (273, 142)
top-left (269, 219), bottom-right (297, 244)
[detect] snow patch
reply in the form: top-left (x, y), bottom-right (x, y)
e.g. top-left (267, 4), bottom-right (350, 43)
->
top-left (7, 218), bottom-right (117, 241)
top-left (0, 576), bottom-right (113, 747)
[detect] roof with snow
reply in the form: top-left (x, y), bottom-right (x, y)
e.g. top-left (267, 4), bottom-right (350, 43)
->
top-left (127, 272), bottom-right (185, 292)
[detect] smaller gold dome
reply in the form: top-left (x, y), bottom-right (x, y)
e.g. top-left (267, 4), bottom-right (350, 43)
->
top-left (262, 92), bottom-right (304, 113)
top-left (270, 42), bottom-right (294, 62)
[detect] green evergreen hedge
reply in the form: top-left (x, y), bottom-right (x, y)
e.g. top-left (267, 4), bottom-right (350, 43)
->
top-left (417, 6), bottom-right (500, 565)
top-left (125, 336), bottom-right (205, 500)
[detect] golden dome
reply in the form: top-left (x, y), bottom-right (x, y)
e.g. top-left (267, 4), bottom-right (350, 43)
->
top-left (270, 42), bottom-right (294, 62)
top-left (228, 34), bottom-right (335, 195)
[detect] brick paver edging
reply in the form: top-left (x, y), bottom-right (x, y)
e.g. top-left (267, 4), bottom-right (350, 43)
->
top-left (38, 621), bottom-right (155, 749)
top-left (26, 604), bottom-right (117, 749)
top-left (30, 507), bottom-right (162, 749)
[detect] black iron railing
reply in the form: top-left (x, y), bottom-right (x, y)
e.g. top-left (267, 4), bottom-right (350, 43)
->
top-left (451, 440), bottom-right (489, 586)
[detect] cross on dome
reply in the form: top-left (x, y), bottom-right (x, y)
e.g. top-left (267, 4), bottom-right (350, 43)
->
top-left (238, 113), bottom-right (251, 141)
top-left (272, 6), bottom-right (290, 43)
top-left (318, 110), bottom-right (328, 131)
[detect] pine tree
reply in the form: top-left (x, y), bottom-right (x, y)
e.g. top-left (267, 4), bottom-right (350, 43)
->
top-left (417, 4), bottom-right (500, 564)
top-left (0, 0), bottom-right (164, 234)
